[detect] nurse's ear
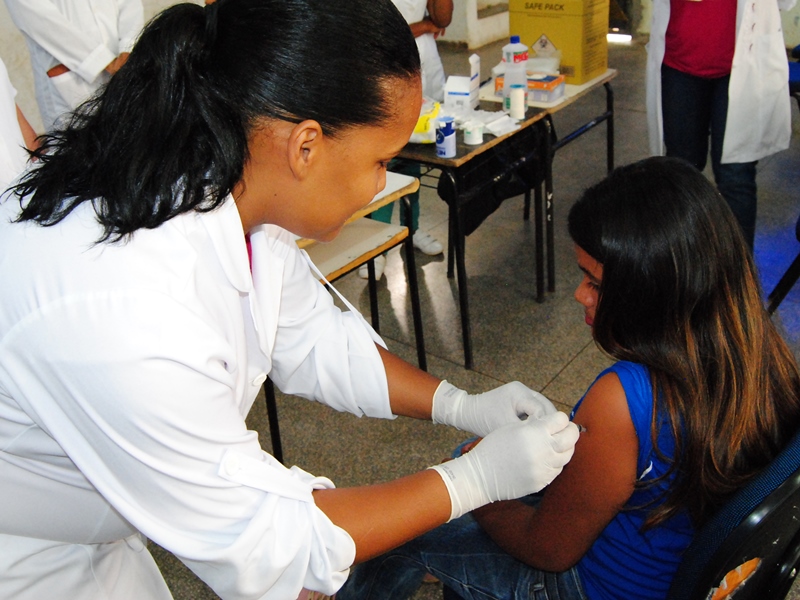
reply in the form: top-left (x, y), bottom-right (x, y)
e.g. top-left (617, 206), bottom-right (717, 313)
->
top-left (286, 120), bottom-right (324, 181)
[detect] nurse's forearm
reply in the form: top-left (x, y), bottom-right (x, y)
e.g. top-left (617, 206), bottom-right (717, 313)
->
top-left (313, 469), bottom-right (451, 563)
top-left (427, 0), bottom-right (454, 28)
top-left (377, 344), bottom-right (440, 420)
top-left (16, 106), bottom-right (38, 152)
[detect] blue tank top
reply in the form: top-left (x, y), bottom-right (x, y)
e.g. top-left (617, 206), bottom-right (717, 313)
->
top-left (571, 362), bottom-right (694, 600)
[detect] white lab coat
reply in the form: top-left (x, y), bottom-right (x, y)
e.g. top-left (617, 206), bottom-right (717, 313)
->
top-left (0, 194), bottom-right (393, 599)
top-left (646, 0), bottom-right (794, 163)
top-left (0, 58), bottom-right (28, 190)
top-left (392, 0), bottom-right (447, 101)
top-left (3, 0), bottom-right (144, 131)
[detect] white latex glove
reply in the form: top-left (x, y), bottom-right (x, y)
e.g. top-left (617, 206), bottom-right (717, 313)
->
top-left (432, 380), bottom-right (557, 437)
top-left (429, 412), bottom-right (579, 521)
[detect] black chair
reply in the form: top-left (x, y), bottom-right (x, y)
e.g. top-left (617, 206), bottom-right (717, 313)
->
top-left (666, 428), bottom-right (800, 600)
top-left (767, 213), bottom-right (800, 315)
top-left (263, 379), bottom-right (284, 463)
top-left (768, 46), bottom-right (800, 316)
top-left (790, 44), bottom-right (800, 112)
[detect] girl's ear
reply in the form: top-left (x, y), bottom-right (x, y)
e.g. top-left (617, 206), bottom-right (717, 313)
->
top-left (286, 120), bottom-right (324, 180)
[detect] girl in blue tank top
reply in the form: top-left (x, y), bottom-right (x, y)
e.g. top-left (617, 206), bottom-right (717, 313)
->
top-left (338, 156), bottom-right (800, 600)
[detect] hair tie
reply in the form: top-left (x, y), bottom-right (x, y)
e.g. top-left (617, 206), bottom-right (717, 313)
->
top-left (204, 1), bottom-right (220, 49)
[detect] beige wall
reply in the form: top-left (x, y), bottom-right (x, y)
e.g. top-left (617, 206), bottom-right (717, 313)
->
top-left (0, 0), bottom-right (200, 133)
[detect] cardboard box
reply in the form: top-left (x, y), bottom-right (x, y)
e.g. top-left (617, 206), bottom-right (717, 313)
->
top-left (494, 73), bottom-right (566, 103)
top-left (444, 76), bottom-right (472, 111)
top-left (509, 0), bottom-right (609, 85)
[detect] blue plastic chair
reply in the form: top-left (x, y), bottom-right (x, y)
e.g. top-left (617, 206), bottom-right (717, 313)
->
top-left (666, 428), bottom-right (800, 600)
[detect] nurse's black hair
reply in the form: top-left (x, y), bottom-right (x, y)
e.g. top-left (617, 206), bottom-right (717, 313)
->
top-left (11, 0), bottom-right (420, 241)
top-left (568, 156), bottom-right (800, 528)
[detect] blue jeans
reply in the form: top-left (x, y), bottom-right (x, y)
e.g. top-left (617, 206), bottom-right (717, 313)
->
top-left (661, 63), bottom-right (758, 247)
top-left (337, 496), bottom-right (588, 600)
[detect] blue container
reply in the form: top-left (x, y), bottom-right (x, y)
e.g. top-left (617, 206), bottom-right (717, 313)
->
top-left (436, 116), bottom-right (456, 158)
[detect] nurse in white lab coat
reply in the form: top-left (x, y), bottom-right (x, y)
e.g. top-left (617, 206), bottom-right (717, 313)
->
top-left (645, 0), bottom-right (793, 247)
top-left (0, 1), bottom-right (579, 599)
top-left (4, 0), bottom-right (144, 131)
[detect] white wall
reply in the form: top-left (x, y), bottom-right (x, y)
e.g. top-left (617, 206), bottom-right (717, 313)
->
top-left (440, 0), bottom-right (510, 49)
top-left (1, 1), bottom-right (41, 130)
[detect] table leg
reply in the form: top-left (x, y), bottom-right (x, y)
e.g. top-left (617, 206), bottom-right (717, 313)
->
top-left (455, 209), bottom-right (473, 370)
top-left (605, 82), bottom-right (615, 174)
top-left (534, 165), bottom-right (545, 304)
top-left (367, 259), bottom-right (380, 333)
top-left (447, 186), bottom-right (456, 279)
top-left (402, 196), bottom-right (428, 371)
top-left (264, 378), bottom-right (284, 464)
top-left (441, 169), bottom-right (474, 369)
top-left (544, 118), bottom-right (555, 294)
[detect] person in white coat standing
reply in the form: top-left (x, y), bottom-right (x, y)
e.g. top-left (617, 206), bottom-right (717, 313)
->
top-left (3, 0), bottom-right (144, 131)
top-left (645, 0), bottom-right (793, 248)
top-left (393, 0), bottom-right (451, 103)
top-left (0, 1), bottom-right (579, 599)
top-left (359, 0), bottom-right (452, 281)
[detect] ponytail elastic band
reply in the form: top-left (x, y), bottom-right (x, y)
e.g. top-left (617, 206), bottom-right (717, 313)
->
top-left (204, 1), bottom-right (220, 49)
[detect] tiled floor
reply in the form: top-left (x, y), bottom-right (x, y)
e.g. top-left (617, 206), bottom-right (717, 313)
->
top-left (5, 25), bottom-right (799, 600)
top-left (149, 37), bottom-right (800, 600)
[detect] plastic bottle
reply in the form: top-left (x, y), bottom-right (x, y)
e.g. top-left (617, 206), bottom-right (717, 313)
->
top-left (502, 35), bottom-right (529, 113)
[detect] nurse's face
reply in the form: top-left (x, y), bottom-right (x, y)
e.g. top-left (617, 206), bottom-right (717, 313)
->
top-left (574, 244), bottom-right (603, 328)
top-left (235, 76), bottom-right (422, 240)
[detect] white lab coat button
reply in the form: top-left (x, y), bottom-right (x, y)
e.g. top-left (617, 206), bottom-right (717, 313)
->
top-left (225, 454), bottom-right (242, 476)
top-left (251, 373), bottom-right (267, 387)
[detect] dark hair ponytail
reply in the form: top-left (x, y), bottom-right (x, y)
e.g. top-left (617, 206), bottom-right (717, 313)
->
top-left (12, 0), bottom-right (419, 241)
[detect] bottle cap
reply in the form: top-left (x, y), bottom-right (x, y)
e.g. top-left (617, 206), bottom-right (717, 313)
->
top-left (510, 35), bottom-right (520, 44)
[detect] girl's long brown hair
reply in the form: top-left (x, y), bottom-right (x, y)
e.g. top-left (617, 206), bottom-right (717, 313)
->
top-left (568, 157), bottom-right (800, 527)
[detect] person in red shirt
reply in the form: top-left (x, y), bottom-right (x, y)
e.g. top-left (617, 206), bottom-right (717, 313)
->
top-left (649, 0), bottom-right (794, 249)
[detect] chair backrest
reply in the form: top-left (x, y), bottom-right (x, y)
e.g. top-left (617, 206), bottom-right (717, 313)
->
top-left (667, 429), bottom-right (800, 600)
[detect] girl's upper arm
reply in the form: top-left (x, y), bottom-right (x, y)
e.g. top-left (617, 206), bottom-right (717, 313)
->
top-left (476, 371), bottom-right (639, 571)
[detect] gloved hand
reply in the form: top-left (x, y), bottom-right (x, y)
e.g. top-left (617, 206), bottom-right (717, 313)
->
top-left (429, 412), bottom-right (579, 521)
top-left (432, 380), bottom-right (557, 438)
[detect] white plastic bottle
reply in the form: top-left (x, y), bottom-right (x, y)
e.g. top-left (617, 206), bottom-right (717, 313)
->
top-left (502, 35), bottom-right (528, 112)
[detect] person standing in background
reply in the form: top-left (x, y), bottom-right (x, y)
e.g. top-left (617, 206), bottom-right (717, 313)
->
top-left (359, 0), bottom-right (452, 280)
top-left (0, 57), bottom-right (36, 190)
top-left (646, 0), bottom-right (794, 248)
top-left (4, 0), bottom-right (143, 132)
top-left (394, 0), bottom-right (452, 104)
